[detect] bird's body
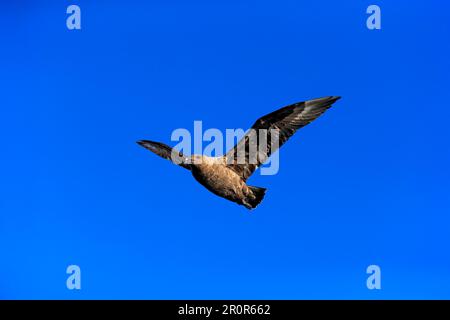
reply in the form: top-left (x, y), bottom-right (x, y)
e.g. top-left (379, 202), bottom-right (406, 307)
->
top-left (137, 96), bottom-right (340, 210)
top-left (189, 155), bottom-right (264, 209)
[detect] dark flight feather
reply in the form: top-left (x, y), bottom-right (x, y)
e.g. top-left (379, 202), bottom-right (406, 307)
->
top-left (225, 96), bottom-right (340, 181)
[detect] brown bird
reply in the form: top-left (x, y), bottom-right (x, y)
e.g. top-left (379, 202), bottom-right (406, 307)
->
top-left (137, 96), bottom-right (340, 209)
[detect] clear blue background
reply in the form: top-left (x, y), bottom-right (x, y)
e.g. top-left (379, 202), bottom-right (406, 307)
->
top-left (1, 0), bottom-right (449, 299)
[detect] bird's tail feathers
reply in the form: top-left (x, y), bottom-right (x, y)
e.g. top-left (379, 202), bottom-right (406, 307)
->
top-left (244, 186), bottom-right (267, 210)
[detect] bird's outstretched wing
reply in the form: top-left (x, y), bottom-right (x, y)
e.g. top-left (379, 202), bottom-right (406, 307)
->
top-left (137, 140), bottom-right (191, 170)
top-left (225, 96), bottom-right (340, 181)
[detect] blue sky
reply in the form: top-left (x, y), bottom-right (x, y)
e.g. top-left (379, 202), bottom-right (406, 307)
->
top-left (1, 0), bottom-right (449, 299)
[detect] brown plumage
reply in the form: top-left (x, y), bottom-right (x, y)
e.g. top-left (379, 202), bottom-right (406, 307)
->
top-left (137, 96), bottom-right (340, 210)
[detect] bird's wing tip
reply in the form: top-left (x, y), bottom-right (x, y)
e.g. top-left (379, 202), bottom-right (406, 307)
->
top-left (137, 140), bottom-right (147, 146)
top-left (328, 96), bottom-right (341, 103)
